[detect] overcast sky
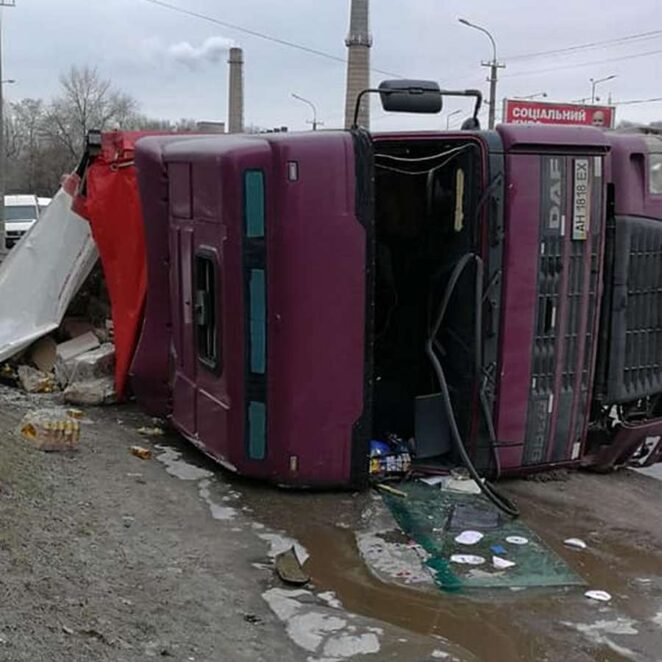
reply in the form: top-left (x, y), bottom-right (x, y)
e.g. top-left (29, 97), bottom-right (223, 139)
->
top-left (4, 0), bottom-right (662, 131)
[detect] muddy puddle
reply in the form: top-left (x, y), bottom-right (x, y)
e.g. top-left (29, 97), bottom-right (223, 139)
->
top-left (144, 424), bottom-right (662, 662)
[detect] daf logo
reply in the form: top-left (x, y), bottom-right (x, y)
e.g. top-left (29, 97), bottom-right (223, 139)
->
top-left (549, 158), bottom-right (562, 231)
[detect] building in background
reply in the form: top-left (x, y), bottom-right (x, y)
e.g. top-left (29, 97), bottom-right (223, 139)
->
top-left (344, 0), bottom-right (372, 129)
top-left (197, 121), bottom-right (226, 134)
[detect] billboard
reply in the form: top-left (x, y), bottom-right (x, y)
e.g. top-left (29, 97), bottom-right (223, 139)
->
top-left (503, 99), bottom-right (615, 128)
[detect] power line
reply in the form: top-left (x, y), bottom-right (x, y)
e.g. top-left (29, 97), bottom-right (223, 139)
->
top-left (503, 29), bottom-right (662, 62)
top-left (614, 96), bottom-right (662, 105)
top-left (139, 0), bottom-right (404, 78)
top-left (502, 47), bottom-right (662, 78)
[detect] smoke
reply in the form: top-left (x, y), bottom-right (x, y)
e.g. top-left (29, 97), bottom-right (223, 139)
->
top-left (167, 36), bottom-right (236, 69)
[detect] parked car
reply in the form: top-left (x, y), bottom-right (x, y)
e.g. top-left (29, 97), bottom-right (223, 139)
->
top-left (4, 194), bottom-right (40, 249)
top-left (37, 197), bottom-right (52, 215)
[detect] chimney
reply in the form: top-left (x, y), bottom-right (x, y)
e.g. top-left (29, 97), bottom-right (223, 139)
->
top-left (344, 0), bottom-right (372, 129)
top-left (228, 47), bottom-right (244, 134)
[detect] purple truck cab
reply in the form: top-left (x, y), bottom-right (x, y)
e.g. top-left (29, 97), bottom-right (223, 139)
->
top-left (131, 90), bottom-right (662, 487)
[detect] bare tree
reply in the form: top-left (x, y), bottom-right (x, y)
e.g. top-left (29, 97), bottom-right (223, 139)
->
top-left (44, 66), bottom-right (138, 161)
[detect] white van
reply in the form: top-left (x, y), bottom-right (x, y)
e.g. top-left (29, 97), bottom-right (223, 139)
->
top-left (4, 194), bottom-right (40, 249)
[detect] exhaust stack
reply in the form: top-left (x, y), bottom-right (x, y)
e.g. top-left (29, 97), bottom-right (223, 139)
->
top-left (344, 0), bottom-right (372, 129)
top-left (228, 47), bottom-right (244, 134)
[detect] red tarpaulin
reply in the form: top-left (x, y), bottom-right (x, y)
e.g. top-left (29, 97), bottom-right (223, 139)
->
top-left (74, 131), bottom-right (157, 399)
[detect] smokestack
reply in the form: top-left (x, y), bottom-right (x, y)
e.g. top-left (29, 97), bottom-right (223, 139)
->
top-left (344, 0), bottom-right (372, 129)
top-left (228, 47), bottom-right (244, 134)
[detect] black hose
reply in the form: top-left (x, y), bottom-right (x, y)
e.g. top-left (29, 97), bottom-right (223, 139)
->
top-left (426, 254), bottom-right (519, 518)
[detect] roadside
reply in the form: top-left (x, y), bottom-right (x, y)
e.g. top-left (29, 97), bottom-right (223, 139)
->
top-left (0, 389), bottom-right (461, 662)
top-left (0, 387), bottom-right (661, 661)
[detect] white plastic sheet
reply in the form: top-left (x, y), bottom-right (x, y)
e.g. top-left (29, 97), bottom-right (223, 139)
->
top-left (0, 188), bottom-right (97, 362)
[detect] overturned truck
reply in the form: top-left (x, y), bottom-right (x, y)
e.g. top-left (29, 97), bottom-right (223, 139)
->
top-left (77, 81), bottom-right (662, 488)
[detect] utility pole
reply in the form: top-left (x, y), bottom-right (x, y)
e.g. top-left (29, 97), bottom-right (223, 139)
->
top-left (459, 18), bottom-right (504, 129)
top-left (0, 1), bottom-right (15, 261)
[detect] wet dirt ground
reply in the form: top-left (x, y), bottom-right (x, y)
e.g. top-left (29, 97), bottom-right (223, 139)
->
top-left (0, 389), bottom-right (661, 661)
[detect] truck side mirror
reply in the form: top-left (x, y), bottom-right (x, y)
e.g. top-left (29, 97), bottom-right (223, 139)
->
top-left (378, 80), bottom-right (443, 114)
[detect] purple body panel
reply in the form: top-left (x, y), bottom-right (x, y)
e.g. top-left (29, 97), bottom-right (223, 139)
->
top-left (131, 136), bottom-right (190, 416)
top-left (134, 132), bottom-right (366, 485)
top-left (131, 124), bottom-right (661, 485)
top-left (494, 155), bottom-right (541, 469)
top-left (608, 133), bottom-right (662, 219)
top-left (494, 125), bottom-right (610, 472)
top-left (266, 136), bottom-right (365, 484)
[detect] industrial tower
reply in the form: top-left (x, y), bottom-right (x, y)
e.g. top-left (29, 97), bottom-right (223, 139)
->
top-left (228, 47), bottom-right (244, 134)
top-left (344, 0), bottom-right (372, 129)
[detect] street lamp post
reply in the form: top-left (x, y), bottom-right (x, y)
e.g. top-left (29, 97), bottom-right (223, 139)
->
top-left (0, 1), bottom-right (16, 261)
top-left (291, 92), bottom-right (322, 131)
top-left (459, 17), bottom-right (504, 129)
top-left (445, 109), bottom-right (462, 129)
top-left (590, 75), bottom-right (616, 104)
top-left (514, 92), bottom-right (547, 100)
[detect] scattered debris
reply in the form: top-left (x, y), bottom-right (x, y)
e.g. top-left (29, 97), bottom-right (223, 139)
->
top-left (17, 365), bottom-right (57, 393)
top-left (56, 341), bottom-right (114, 385)
top-left (490, 544), bottom-right (507, 555)
top-left (66, 408), bottom-right (85, 419)
top-left (130, 445), bottom-right (153, 460)
top-left (450, 554), bottom-right (486, 566)
top-left (506, 536), bottom-right (529, 546)
top-left (492, 556), bottom-right (516, 570)
top-left (447, 503), bottom-right (502, 532)
top-left (62, 625), bottom-right (74, 635)
top-left (369, 438), bottom-right (411, 476)
top-left (137, 426), bottom-right (165, 437)
top-left (59, 317), bottom-right (97, 341)
top-left (56, 331), bottom-right (100, 363)
top-left (29, 336), bottom-right (57, 373)
top-left (454, 530), bottom-right (484, 545)
top-left (585, 590), bottom-right (612, 602)
top-left (275, 546), bottom-right (310, 586)
top-left (418, 475), bottom-right (446, 487)
top-left (443, 477), bottom-right (482, 495)
top-left (243, 613), bottom-right (262, 625)
top-left (54, 342), bottom-right (116, 405)
top-left (564, 538), bottom-right (587, 550)
top-left (18, 408), bottom-right (81, 451)
top-left (64, 376), bottom-right (115, 406)
top-left (374, 484), bottom-right (407, 498)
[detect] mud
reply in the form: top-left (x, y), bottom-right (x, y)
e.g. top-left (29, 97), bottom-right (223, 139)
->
top-left (0, 389), bottom-right (660, 661)
top-left (227, 456), bottom-right (662, 661)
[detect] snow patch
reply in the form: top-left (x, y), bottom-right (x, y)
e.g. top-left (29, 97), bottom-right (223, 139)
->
top-left (155, 445), bottom-right (213, 481)
top-left (263, 588), bottom-right (381, 660)
top-left (562, 618), bottom-right (639, 660)
top-left (258, 532), bottom-right (310, 564)
top-left (318, 591), bottom-right (343, 610)
top-left (198, 479), bottom-right (238, 521)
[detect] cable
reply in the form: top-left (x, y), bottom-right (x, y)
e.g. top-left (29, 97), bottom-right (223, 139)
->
top-left (614, 97), bottom-right (662, 105)
top-left (503, 47), bottom-right (662, 79)
top-left (426, 254), bottom-right (519, 518)
top-left (139, 0), bottom-right (404, 78)
top-left (375, 144), bottom-right (470, 164)
top-left (375, 145), bottom-right (472, 177)
top-left (503, 29), bottom-right (662, 62)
